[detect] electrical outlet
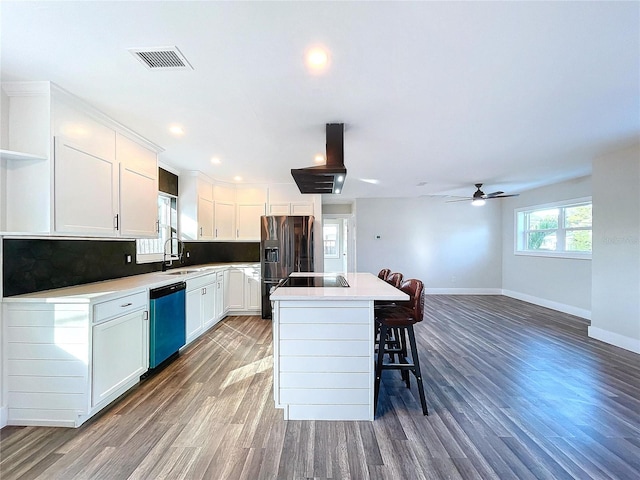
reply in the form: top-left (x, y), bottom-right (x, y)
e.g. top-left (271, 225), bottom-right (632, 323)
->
top-left (125, 254), bottom-right (132, 264)
top-left (186, 251), bottom-right (190, 258)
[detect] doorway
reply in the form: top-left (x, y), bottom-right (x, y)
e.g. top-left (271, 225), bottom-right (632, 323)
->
top-left (322, 215), bottom-right (355, 273)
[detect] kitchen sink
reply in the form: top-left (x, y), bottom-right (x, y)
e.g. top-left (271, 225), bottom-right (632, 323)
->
top-left (163, 270), bottom-right (201, 275)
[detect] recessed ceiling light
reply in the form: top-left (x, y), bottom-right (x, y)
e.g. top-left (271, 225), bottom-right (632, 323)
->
top-left (337, 175), bottom-right (344, 182)
top-left (211, 157), bottom-right (221, 165)
top-left (306, 46), bottom-right (330, 71)
top-left (169, 125), bottom-right (184, 135)
top-left (233, 176), bottom-right (242, 182)
top-left (335, 188), bottom-right (341, 194)
top-left (314, 154), bottom-right (325, 163)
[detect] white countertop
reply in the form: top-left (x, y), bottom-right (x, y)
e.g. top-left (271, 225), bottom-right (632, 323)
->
top-left (270, 272), bottom-right (409, 301)
top-left (2, 262), bottom-right (258, 304)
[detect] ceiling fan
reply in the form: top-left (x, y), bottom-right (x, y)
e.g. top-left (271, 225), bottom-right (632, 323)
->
top-left (447, 183), bottom-right (519, 206)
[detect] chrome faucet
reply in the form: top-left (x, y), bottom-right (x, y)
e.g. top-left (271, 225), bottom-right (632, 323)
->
top-left (162, 236), bottom-right (184, 271)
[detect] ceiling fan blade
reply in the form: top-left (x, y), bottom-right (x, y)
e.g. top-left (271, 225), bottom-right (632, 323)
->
top-left (445, 197), bottom-right (473, 203)
top-left (486, 194), bottom-right (520, 199)
top-left (485, 191), bottom-right (504, 198)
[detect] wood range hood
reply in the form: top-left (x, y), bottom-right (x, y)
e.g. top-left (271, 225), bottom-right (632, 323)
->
top-left (291, 123), bottom-right (346, 194)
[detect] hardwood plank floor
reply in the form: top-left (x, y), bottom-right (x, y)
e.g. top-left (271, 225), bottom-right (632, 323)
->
top-left (1, 295), bottom-right (639, 479)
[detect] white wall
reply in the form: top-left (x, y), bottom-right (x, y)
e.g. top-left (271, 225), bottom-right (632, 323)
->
top-left (501, 176), bottom-right (592, 318)
top-left (355, 197), bottom-right (502, 291)
top-left (590, 143), bottom-right (640, 353)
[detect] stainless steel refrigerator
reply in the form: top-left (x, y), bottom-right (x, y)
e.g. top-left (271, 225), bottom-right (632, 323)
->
top-left (261, 215), bottom-right (314, 318)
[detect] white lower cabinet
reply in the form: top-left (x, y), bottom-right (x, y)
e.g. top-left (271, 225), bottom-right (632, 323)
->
top-left (227, 266), bottom-right (261, 314)
top-left (2, 289), bottom-right (149, 427)
top-left (92, 309), bottom-right (148, 408)
top-left (215, 271), bottom-right (225, 320)
top-left (227, 268), bottom-right (246, 310)
top-left (185, 272), bottom-right (217, 344)
top-left (245, 266), bottom-right (261, 311)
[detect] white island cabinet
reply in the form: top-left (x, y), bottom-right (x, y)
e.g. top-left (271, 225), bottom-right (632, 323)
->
top-left (270, 272), bottom-right (408, 421)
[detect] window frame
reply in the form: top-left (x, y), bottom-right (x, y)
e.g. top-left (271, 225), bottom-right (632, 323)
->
top-left (514, 197), bottom-right (592, 260)
top-left (136, 192), bottom-right (179, 264)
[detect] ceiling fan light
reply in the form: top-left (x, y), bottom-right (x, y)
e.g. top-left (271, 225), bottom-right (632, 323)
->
top-left (472, 199), bottom-right (486, 207)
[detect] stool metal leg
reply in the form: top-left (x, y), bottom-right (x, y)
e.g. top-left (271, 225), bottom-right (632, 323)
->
top-left (406, 325), bottom-right (428, 415)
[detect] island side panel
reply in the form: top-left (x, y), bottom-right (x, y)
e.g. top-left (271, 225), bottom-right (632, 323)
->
top-left (272, 299), bottom-right (374, 421)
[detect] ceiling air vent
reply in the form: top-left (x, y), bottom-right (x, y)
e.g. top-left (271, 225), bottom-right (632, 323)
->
top-left (128, 46), bottom-right (193, 71)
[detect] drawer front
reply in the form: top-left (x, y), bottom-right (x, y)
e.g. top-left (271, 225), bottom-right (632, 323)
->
top-left (93, 291), bottom-right (147, 323)
top-left (186, 272), bottom-right (216, 291)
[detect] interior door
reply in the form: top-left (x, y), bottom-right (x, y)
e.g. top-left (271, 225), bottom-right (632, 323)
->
top-left (323, 216), bottom-right (353, 272)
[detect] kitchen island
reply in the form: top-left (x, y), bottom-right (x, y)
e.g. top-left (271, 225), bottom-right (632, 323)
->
top-left (270, 272), bottom-right (408, 421)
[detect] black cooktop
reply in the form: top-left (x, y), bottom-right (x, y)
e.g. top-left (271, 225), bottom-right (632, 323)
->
top-left (280, 275), bottom-right (350, 288)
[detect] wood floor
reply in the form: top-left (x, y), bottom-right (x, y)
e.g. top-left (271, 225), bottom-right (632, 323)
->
top-left (1, 295), bottom-right (639, 479)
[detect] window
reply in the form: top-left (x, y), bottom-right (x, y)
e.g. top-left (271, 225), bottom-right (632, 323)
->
top-left (323, 223), bottom-right (339, 258)
top-left (515, 198), bottom-right (592, 258)
top-left (136, 193), bottom-right (178, 263)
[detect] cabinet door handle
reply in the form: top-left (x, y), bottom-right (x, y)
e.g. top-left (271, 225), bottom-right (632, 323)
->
top-left (120, 302), bottom-right (132, 307)
top-left (215, 228), bottom-right (218, 238)
top-left (202, 288), bottom-right (206, 295)
top-left (156, 220), bottom-right (160, 233)
top-left (143, 311), bottom-right (149, 320)
top-left (114, 214), bottom-right (119, 230)
top-left (199, 226), bottom-right (203, 237)
top-left (237, 229), bottom-right (239, 238)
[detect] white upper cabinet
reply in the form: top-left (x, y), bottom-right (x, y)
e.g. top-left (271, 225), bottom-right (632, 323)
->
top-left (213, 183), bottom-right (236, 241)
top-left (54, 136), bottom-right (118, 235)
top-left (214, 201), bottom-right (235, 240)
top-left (267, 184), bottom-right (318, 218)
top-left (179, 173), bottom-right (215, 240)
top-left (236, 204), bottom-right (265, 240)
top-left (117, 133), bottom-right (158, 237)
top-left (236, 186), bottom-right (266, 241)
top-left (0, 81), bottom-right (160, 237)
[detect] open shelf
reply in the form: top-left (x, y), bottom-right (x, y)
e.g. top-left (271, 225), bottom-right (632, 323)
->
top-left (0, 149), bottom-right (47, 162)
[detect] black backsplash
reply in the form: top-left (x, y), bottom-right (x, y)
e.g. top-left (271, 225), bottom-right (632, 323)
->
top-left (2, 238), bottom-right (259, 297)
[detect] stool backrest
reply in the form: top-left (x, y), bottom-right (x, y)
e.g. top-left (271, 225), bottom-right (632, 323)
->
top-left (399, 279), bottom-right (424, 323)
top-left (386, 272), bottom-right (403, 288)
top-left (377, 268), bottom-right (391, 281)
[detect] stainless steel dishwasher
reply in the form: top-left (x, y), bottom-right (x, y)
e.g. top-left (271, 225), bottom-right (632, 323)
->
top-left (149, 281), bottom-right (186, 369)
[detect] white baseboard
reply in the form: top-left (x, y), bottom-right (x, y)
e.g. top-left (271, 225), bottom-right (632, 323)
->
top-left (501, 289), bottom-right (591, 320)
top-left (424, 288), bottom-right (502, 295)
top-left (0, 405), bottom-right (7, 429)
top-left (588, 326), bottom-right (640, 354)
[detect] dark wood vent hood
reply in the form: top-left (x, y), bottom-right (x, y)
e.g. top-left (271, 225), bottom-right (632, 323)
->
top-left (291, 123), bottom-right (346, 194)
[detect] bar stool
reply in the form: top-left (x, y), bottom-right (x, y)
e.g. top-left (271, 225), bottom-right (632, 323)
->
top-left (374, 278), bottom-right (428, 416)
top-left (375, 271), bottom-right (404, 363)
top-left (385, 272), bottom-right (403, 288)
top-left (377, 268), bottom-right (391, 281)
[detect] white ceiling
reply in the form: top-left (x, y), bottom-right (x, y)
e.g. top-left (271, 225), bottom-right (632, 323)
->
top-left (1, 1), bottom-right (638, 201)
